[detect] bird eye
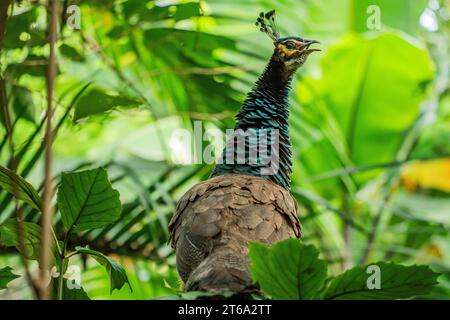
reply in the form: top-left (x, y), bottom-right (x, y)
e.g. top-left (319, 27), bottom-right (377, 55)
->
top-left (285, 42), bottom-right (295, 49)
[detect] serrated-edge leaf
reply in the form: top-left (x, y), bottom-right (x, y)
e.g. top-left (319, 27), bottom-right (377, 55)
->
top-left (322, 262), bottom-right (440, 300)
top-left (57, 167), bottom-right (121, 232)
top-left (249, 239), bottom-right (328, 300)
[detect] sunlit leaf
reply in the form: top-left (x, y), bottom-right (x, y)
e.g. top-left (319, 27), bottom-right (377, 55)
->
top-left (73, 88), bottom-right (140, 121)
top-left (3, 9), bottom-right (45, 49)
top-left (300, 32), bottom-right (435, 185)
top-left (353, 0), bottom-right (428, 35)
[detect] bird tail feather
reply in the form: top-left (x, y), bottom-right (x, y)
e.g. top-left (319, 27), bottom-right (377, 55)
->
top-left (185, 246), bottom-right (254, 293)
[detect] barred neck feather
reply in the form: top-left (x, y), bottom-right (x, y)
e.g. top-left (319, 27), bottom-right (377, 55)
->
top-left (212, 54), bottom-right (294, 190)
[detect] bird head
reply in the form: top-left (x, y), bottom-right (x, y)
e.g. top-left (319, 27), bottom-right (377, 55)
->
top-left (255, 10), bottom-right (320, 72)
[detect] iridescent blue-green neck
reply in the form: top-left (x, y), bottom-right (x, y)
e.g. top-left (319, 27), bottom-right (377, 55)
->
top-left (212, 54), bottom-right (294, 190)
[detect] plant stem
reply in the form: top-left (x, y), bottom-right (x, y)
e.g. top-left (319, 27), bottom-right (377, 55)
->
top-left (57, 233), bottom-right (69, 301)
top-left (57, 258), bottom-right (65, 300)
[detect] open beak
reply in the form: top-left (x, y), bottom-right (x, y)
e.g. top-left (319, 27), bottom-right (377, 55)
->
top-left (302, 39), bottom-right (321, 54)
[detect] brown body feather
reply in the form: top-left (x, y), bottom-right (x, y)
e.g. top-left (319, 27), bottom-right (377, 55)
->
top-left (168, 174), bottom-right (301, 292)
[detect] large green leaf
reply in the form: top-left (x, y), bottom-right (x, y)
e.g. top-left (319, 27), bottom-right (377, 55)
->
top-left (75, 246), bottom-right (131, 294)
top-left (323, 32), bottom-right (433, 165)
top-left (73, 87), bottom-right (140, 121)
top-left (300, 32), bottom-right (434, 185)
top-left (249, 239), bottom-right (328, 300)
top-left (0, 165), bottom-right (42, 211)
top-left (0, 266), bottom-right (20, 290)
top-left (352, 0), bottom-right (428, 35)
top-left (57, 167), bottom-right (121, 232)
top-left (322, 262), bottom-right (440, 299)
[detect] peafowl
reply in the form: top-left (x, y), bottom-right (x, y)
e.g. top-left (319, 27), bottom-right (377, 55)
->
top-left (169, 10), bottom-right (320, 293)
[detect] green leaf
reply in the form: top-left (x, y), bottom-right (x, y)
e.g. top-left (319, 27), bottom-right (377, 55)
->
top-left (73, 87), bottom-right (140, 121)
top-left (124, 2), bottom-right (201, 22)
top-left (0, 266), bottom-right (20, 289)
top-left (59, 44), bottom-right (85, 62)
top-left (61, 284), bottom-right (91, 300)
top-left (323, 33), bottom-right (434, 166)
top-left (11, 85), bottom-right (35, 123)
top-left (57, 167), bottom-right (121, 232)
top-left (52, 279), bottom-right (90, 300)
top-left (353, 0), bottom-right (428, 35)
top-left (322, 262), bottom-right (440, 300)
top-left (75, 246), bottom-right (131, 293)
top-left (3, 9), bottom-right (45, 49)
top-left (0, 219), bottom-right (41, 259)
top-left (249, 239), bottom-right (328, 300)
top-left (6, 54), bottom-right (48, 78)
top-left (300, 32), bottom-right (435, 185)
top-left (172, 2), bottom-right (201, 21)
top-left (0, 165), bottom-right (42, 211)
top-left (0, 219), bottom-right (62, 262)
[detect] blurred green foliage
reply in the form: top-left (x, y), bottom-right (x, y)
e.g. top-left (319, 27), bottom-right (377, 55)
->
top-left (0, 0), bottom-right (449, 299)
